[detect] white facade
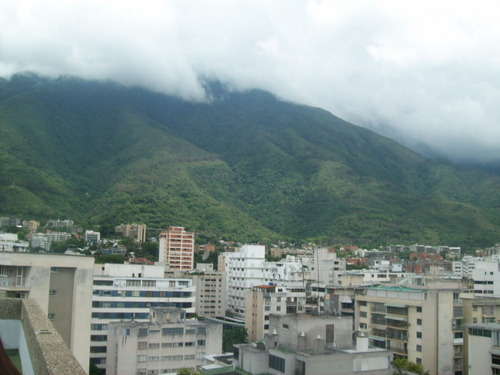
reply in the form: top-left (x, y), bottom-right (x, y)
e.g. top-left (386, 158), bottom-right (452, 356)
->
top-left (85, 230), bottom-right (100, 244)
top-left (467, 323), bottom-right (500, 375)
top-left (226, 245), bottom-right (267, 319)
top-left (472, 261), bottom-right (500, 297)
top-left (90, 263), bottom-right (196, 369)
top-left (0, 233), bottom-right (29, 252)
top-left (300, 248), bottom-right (346, 285)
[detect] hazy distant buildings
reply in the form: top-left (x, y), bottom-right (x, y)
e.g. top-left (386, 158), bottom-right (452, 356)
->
top-left (158, 226), bottom-right (195, 270)
top-left (115, 223), bottom-right (147, 243)
top-left (0, 233), bottom-right (29, 252)
top-left (22, 219), bottom-right (39, 233)
top-left (46, 219), bottom-right (74, 228)
top-left (85, 230), bottom-right (101, 244)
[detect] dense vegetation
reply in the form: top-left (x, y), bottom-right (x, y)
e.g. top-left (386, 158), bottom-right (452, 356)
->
top-left (1, 74), bottom-right (500, 247)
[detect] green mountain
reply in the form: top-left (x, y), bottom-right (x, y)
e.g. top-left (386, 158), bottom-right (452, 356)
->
top-left (1, 74), bottom-right (500, 247)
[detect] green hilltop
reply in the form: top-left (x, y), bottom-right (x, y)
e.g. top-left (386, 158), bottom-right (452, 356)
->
top-left (1, 74), bottom-right (500, 247)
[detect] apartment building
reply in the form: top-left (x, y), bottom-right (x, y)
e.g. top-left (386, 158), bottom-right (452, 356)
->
top-left (0, 233), bottom-right (29, 252)
top-left (225, 245), bottom-right (308, 320)
top-left (115, 223), bottom-right (147, 243)
top-left (355, 284), bottom-right (464, 375)
top-left (85, 230), bottom-right (100, 244)
top-left (226, 244), bottom-right (267, 319)
top-left (465, 323), bottom-right (500, 375)
top-left (0, 252), bottom-right (94, 371)
top-left (91, 263), bottom-right (196, 369)
top-left (158, 226), bottom-right (195, 270)
top-left (460, 294), bottom-right (500, 373)
top-left (106, 307), bottom-right (222, 375)
top-left (22, 219), bottom-right (39, 233)
top-left (245, 284), bottom-right (306, 342)
top-left (472, 261), bottom-right (500, 296)
top-left (164, 264), bottom-right (227, 318)
top-left (235, 314), bottom-right (392, 375)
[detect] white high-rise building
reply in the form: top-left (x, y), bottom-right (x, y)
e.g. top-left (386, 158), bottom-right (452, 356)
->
top-left (225, 245), bottom-right (305, 320)
top-left (90, 263), bottom-right (196, 369)
top-left (225, 245), bottom-right (266, 319)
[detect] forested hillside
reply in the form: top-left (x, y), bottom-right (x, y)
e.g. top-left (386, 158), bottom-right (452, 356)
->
top-left (1, 74), bottom-right (500, 247)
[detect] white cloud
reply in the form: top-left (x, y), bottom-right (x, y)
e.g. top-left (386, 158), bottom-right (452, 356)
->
top-left (2, 0), bottom-right (500, 163)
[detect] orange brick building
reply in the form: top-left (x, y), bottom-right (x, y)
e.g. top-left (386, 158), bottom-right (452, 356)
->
top-left (158, 226), bottom-right (195, 270)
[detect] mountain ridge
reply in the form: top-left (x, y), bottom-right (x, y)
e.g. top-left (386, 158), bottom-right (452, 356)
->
top-left (1, 74), bottom-right (500, 247)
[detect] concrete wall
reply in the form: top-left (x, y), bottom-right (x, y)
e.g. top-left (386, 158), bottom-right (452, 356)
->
top-left (0, 298), bottom-right (86, 375)
top-left (0, 252), bottom-right (94, 371)
top-left (269, 314), bottom-right (353, 350)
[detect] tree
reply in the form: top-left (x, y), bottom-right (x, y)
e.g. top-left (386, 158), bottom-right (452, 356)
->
top-left (177, 368), bottom-right (200, 375)
top-left (99, 223), bottom-right (115, 238)
top-left (392, 358), bottom-right (428, 375)
top-left (223, 327), bottom-right (247, 353)
top-left (95, 254), bottom-right (125, 264)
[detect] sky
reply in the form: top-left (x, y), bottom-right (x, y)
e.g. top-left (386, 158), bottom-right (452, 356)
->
top-left (1, 0), bottom-right (500, 165)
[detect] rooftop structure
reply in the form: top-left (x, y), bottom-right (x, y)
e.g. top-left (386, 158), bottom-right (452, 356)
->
top-left (234, 313), bottom-right (392, 375)
top-left (106, 307), bottom-right (223, 375)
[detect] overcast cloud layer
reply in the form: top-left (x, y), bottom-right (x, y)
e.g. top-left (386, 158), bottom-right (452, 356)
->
top-left (2, 0), bottom-right (500, 164)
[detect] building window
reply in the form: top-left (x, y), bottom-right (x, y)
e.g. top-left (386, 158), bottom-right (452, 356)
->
top-left (138, 342), bottom-right (147, 350)
top-left (276, 306), bottom-right (281, 311)
top-left (137, 355), bottom-right (147, 363)
top-left (416, 332), bottom-right (422, 339)
top-left (163, 327), bottom-right (184, 335)
top-left (197, 339), bottom-right (205, 346)
top-left (417, 319), bottom-right (422, 325)
top-left (269, 354), bottom-right (285, 372)
top-left (48, 313), bottom-right (55, 320)
top-left (138, 328), bottom-right (148, 337)
top-left (49, 290), bottom-right (57, 296)
top-left (148, 343), bottom-right (160, 349)
top-left (0, 266), bottom-right (8, 276)
top-left (148, 356), bottom-right (159, 362)
top-left (295, 360), bottom-right (306, 375)
top-left (282, 324), bottom-right (289, 329)
top-left (417, 345), bottom-right (422, 352)
top-left (185, 355), bottom-right (195, 360)
top-left (416, 306), bottom-right (422, 313)
top-left (360, 311), bottom-right (367, 318)
top-left (359, 301), bottom-right (367, 306)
